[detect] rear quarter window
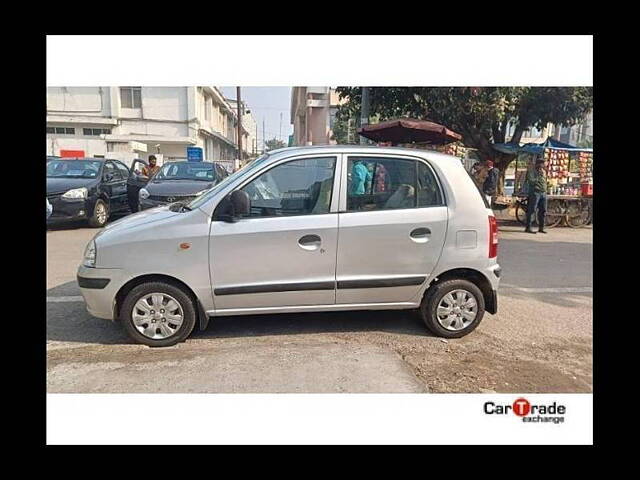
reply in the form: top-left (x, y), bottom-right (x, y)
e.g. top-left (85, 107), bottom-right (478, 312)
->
top-left (466, 169), bottom-right (490, 208)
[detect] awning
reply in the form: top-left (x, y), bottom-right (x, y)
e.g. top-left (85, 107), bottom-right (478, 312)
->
top-left (358, 118), bottom-right (462, 145)
top-left (492, 137), bottom-right (593, 155)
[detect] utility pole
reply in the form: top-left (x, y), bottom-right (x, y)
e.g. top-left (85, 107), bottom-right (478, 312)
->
top-left (255, 123), bottom-right (258, 156)
top-left (360, 87), bottom-right (370, 145)
top-left (262, 118), bottom-right (266, 153)
top-left (279, 112), bottom-right (283, 141)
top-left (236, 87), bottom-right (243, 165)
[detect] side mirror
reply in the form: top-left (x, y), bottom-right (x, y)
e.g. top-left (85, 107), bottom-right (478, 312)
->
top-left (216, 190), bottom-right (250, 222)
top-left (230, 190), bottom-right (250, 216)
top-left (104, 173), bottom-right (114, 182)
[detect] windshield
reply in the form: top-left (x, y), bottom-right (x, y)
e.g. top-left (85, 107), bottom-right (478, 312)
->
top-left (187, 155), bottom-right (270, 210)
top-left (153, 162), bottom-right (216, 181)
top-left (47, 160), bottom-right (102, 179)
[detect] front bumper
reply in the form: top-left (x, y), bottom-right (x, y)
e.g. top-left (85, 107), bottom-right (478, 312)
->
top-left (47, 195), bottom-right (92, 223)
top-left (77, 265), bottom-right (127, 320)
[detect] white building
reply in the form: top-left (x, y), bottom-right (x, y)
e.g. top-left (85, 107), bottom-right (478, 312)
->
top-left (290, 87), bottom-right (334, 146)
top-left (46, 87), bottom-right (243, 167)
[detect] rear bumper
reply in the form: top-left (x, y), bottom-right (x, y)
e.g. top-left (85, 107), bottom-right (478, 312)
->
top-left (77, 265), bottom-right (126, 320)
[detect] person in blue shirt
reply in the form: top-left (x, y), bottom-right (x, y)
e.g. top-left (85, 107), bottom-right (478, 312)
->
top-left (351, 159), bottom-right (372, 195)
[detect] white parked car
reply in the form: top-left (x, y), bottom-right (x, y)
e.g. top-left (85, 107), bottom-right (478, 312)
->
top-left (78, 146), bottom-right (501, 347)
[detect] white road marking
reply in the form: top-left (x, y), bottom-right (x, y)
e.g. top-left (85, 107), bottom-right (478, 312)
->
top-left (47, 296), bottom-right (84, 303)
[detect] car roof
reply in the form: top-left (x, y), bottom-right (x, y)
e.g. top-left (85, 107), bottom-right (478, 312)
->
top-left (265, 145), bottom-right (462, 165)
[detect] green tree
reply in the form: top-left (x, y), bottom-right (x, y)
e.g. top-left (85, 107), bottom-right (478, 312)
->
top-left (265, 137), bottom-right (286, 151)
top-left (335, 87), bottom-right (593, 193)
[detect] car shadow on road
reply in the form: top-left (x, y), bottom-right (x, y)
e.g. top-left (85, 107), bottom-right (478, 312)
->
top-left (193, 309), bottom-right (434, 341)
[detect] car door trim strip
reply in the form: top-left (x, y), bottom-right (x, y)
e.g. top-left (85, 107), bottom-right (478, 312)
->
top-left (214, 276), bottom-right (426, 296)
top-left (337, 276), bottom-right (426, 289)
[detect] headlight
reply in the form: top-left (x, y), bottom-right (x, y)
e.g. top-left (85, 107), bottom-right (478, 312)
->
top-left (83, 239), bottom-right (96, 268)
top-left (62, 187), bottom-right (88, 199)
top-left (139, 188), bottom-right (150, 200)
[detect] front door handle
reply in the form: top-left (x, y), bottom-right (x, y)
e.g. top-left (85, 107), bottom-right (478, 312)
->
top-left (410, 227), bottom-right (431, 243)
top-left (298, 234), bottom-right (321, 251)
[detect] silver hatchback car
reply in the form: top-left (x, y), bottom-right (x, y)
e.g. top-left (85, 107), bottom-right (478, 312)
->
top-left (77, 146), bottom-right (500, 347)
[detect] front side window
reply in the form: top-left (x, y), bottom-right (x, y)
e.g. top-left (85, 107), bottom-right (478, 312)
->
top-left (120, 87), bottom-right (142, 108)
top-left (347, 156), bottom-right (443, 212)
top-left (114, 161), bottom-right (131, 179)
top-left (241, 157), bottom-right (336, 218)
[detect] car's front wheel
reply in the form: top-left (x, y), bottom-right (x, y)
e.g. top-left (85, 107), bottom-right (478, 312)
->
top-left (120, 281), bottom-right (197, 347)
top-left (420, 279), bottom-right (485, 338)
top-left (88, 199), bottom-right (109, 228)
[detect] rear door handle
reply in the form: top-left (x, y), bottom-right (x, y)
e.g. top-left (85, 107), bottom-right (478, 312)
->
top-left (298, 234), bottom-right (322, 251)
top-left (410, 227), bottom-right (431, 243)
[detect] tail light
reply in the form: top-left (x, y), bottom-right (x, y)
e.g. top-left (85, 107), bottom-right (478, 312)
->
top-left (489, 215), bottom-right (498, 258)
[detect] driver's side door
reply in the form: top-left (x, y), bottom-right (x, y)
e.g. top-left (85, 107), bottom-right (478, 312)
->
top-left (127, 159), bottom-right (149, 212)
top-left (209, 155), bottom-right (341, 313)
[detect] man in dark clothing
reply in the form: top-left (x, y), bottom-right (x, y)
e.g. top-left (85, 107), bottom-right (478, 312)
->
top-left (482, 160), bottom-right (499, 206)
top-left (524, 159), bottom-right (548, 234)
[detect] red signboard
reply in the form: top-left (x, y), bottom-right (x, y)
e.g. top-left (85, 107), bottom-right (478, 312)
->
top-left (60, 150), bottom-right (85, 158)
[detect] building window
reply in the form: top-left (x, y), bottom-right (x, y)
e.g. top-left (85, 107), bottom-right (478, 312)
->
top-left (48, 127), bottom-right (75, 135)
top-left (83, 128), bottom-right (112, 136)
top-left (204, 96), bottom-right (211, 122)
top-left (120, 87), bottom-right (142, 108)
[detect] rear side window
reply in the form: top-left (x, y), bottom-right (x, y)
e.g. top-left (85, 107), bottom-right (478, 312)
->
top-left (346, 156), bottom-right (444, 212)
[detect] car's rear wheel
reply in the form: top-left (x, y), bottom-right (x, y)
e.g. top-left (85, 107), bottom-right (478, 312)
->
top-left (120, 281), bottom-right (197, 347)
top-left (420, 279), bottom-right (485, 338)
top-left (88, 199), bottom-right (109, 228)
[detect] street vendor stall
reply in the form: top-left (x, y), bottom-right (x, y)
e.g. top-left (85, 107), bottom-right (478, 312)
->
top-left (357, 117), bottom-right (476, 165)
top-left (493, 138), bottom-right (593, 228)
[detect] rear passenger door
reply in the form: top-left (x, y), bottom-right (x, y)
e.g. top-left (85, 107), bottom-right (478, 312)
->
top-left (336, 155), bottom-right (448, 305)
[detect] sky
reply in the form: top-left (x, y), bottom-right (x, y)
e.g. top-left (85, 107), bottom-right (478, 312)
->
top-left (220, 87), bottom-right (293, 149)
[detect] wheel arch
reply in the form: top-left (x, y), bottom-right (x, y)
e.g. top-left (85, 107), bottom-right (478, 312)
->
top-left (425, 268), bottom-right (496, 314)
top-left (114, 273), bottom-right (210, 330)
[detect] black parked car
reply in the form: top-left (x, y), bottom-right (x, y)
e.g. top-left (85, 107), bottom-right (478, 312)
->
top-left (138, 161), bottom-right (228, 210)
top-left (46, 157), bottom-right (145, 227)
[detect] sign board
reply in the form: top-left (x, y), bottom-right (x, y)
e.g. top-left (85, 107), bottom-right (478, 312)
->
top-left (187, 147), bottom-right (203, 162)
top-left (60, 149), bottom-right (85, 158)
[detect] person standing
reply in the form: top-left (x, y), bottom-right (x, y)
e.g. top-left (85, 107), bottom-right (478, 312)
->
top-left (524, 159), bottom-right (548, 234)
top-left (482, 160), bottom-right (499, 206)
top-left (142, 155), bottom-right (161, 178)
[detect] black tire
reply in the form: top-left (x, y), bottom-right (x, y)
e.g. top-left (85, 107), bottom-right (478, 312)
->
top-left (420, 279), bottom-right (485, 338)
top-left (88, 199), bottom-right (109, 228)
top-left (120, 281), bottom-right (197, 347)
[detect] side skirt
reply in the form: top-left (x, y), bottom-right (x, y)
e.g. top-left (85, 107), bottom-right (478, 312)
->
top-left (207, 301), bottom-right (420, 317)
